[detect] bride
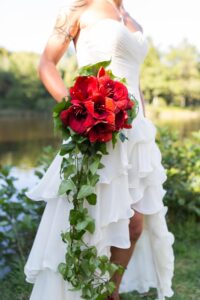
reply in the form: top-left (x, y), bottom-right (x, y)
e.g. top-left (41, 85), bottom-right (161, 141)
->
top-left (24, 1), bottom-right (175, 299)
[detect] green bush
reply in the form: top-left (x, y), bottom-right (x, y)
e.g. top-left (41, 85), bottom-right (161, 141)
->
top-left (0, 146), bottom-right (57, 298)
top-left (0, 145), bottom-right (56, 272)
top-left (157, 127), bottom-right (200, 220)
top-left (0, 165), bottom-right (45, 275)
top-left (0, 260), bottom-right (32, 300)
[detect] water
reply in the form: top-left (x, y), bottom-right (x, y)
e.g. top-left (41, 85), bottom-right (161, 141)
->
top-left (0, 114), bottom-right (199, 190)
top-left (0, 115), bottom-right (61, 168)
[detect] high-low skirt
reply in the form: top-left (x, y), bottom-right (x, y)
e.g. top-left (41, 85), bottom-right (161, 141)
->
top-left (24, 115), bottom-right (175, 300)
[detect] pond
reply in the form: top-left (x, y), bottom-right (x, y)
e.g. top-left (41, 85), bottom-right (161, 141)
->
top-left (0, 114), bottom-right (199, 169)
top-left (0, 113), bottom-right (199, 191)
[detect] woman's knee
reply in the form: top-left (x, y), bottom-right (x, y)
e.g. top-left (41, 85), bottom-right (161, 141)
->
top-left (129, 211), bottom-right (144, 242)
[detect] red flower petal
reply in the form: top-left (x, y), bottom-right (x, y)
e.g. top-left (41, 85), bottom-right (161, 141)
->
top-left (97, 66), bottom-right (106, 78)
top-left (84, 100), bottom-right (94, 115)
top-left (87, 122), bottom-right (114, 143)
top-left (70, 76), bottom-right (99, 101)
top-left (115, 110), bottom-right (128, 131)
top-left (60, 109), bottom-right (70, 126)
top-left (105, 97), bottom-right (116, 112)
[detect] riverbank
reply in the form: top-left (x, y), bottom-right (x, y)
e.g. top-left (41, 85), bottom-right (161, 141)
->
top-left (1, 105), bottom-right (200, 121)
top-left (0, 109), bottom-right (52, 119)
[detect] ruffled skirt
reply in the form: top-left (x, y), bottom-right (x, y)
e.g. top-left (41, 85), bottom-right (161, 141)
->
top-left (24, 116), bottom-right (175, 300)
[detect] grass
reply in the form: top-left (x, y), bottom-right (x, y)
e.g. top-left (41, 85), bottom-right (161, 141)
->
top-left (121, 215), bottom-right (200, 300)
top-left (0, 216), bottom-right (199, 300)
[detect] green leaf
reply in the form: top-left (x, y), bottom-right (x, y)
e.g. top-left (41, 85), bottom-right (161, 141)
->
top-left (53, 98), bottom-right (68, 114)
top-left (119, 132), bottom-right (128, 142)
top-left (77, 185), bottom-right (94, 199)
top-left (86, 193), bottom-right (97, 205)
top-left (89, 158), bottom-right (100, 175)
top-left (108, 263), bottom-right (119, 277)
top-left (98, 162), bottom-right (105, 169)
top-left (99, 255), bottom-right (109, 263)
top-left (106, 281), bottom-right (116, 294)
top-left (57, 262), bottom-right (66, 275)
top-left (86, 219), bottom-right (95, 233)
top-left (69, 209), bottom-right (81, 225)
top-left (87, 173), bottom-right (100, 186)
top-left (58, 178), bottom-right (76, 195)
top-left (76, 219), bottom-right (89, 231)
top-left (63, 164), bottom-right (76, 179)
top-left (112, 131), bottom-right (119, 149)
top-left (117, 264), bottom-right (125, 275)
top-left (60, 141), bottom-right (75, 155)
top-left (97, 142), bottom-right (109, 155)
top-left (61, 231), bottom-right (71, 243)
top-left (77, 59), bottom-right (112, 76)
top-left (75, 216), bottom-right (95, 233)
top-left (119, 77), bottom-right (127, 84)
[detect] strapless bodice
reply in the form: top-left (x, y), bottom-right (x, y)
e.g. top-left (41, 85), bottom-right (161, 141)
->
top-left (75, 18), bottom-right (149, 89)
top-left (75, 18), bottom-right (149, 117)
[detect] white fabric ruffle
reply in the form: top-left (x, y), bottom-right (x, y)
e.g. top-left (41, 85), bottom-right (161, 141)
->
top-left (24, 116), bottom-right (175, 300)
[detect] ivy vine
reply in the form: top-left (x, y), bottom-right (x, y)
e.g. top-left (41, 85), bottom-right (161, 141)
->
top-left (53, 60), bottom-right (138, 299)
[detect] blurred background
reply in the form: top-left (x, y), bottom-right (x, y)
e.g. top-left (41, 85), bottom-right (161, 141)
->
top-left (0, 0), bottom-right (200, 299)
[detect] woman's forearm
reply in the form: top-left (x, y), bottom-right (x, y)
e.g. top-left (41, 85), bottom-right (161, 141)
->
top-left (38, 57), bottom-right (69, 103)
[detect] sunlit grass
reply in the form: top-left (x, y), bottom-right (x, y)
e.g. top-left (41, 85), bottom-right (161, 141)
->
top-left (121, 216), bottom-right (200, 300)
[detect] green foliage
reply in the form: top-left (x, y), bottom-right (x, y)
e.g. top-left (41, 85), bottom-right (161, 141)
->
top-left (0, 164), bottom-right (45, 275)
top-left (0, 260), bottom-right (32, 300)
top-left (76, 59), bottom-right (112, 77)
top-left (156, 127), bottom-right (200, 219)
top-left (54, 129), bottom-right (125, 299)
top-left (52, 65), bottom-right (139, 298)
top-left (0, 48), bottom-right (76, 112)
top-left (0, 48), bottom-right (53, 111)
top-left (52, 106), bottom-right (125, 298)
top-left (141, 39), bottom-right (200, 107)
top-left (1, 39), bottom-right (200, 112)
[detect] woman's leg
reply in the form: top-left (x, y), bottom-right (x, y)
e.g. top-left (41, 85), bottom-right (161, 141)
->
top-left (108, 210), bottom-right (144, 300)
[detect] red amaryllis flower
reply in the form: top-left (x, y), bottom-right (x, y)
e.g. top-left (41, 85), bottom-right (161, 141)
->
top-left (115, 110), bottom-right (128, 131)
top-left (60, 104), bottom-right (94, 134)
top-left (84, 95), bottom-right (116, 125)
top-left (58, 64), bottom-right (137, 143)
top-left (97, 68), bottom-right (131, 111)
top-left (87, 121), bottom-right (115, 143)
top-left (69, 76), bottom-right (99, 101)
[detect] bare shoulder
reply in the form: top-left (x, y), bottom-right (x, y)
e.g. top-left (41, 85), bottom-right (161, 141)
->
top-left (52, 0), bottom-right (91, 43)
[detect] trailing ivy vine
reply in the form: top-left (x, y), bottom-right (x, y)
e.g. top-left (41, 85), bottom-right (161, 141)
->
top-left (53, 60), bottom-right (138, 299)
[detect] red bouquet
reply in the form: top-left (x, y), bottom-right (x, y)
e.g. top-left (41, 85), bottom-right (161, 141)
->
top-left (53, 60), bottom-right (138, 300)
top-left (54, 60), bottom-right (138, 145)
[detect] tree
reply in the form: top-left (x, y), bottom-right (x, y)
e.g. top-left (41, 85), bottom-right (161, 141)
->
top-left (164, 39), bottom-right (200, 106)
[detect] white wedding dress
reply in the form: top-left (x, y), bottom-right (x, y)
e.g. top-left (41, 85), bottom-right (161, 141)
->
top-left (24, 13), bottom-right (175, 300)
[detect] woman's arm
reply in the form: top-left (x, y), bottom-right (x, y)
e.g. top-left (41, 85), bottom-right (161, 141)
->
top-left (139, 81), bottom-right (146, 117)
top-left (38, 1), bottom-right (88, 102)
